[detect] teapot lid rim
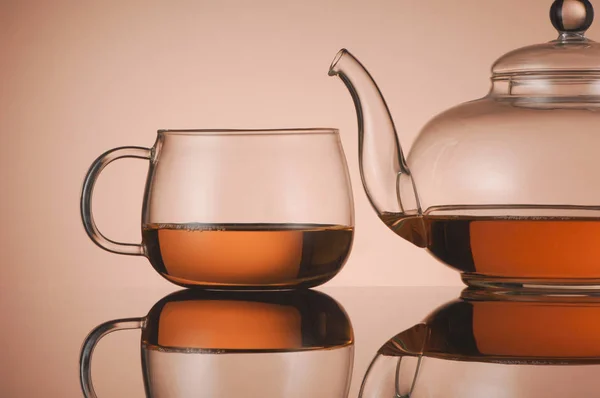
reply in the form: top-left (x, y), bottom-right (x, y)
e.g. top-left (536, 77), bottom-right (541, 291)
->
top-left (492, 38), bottom-right (600, 77)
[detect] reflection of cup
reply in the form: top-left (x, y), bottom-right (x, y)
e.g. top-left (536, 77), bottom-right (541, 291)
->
top-left (80, 289), bottom-right (354, 398)
top-left (80, 129), bottom-right (354, 289)
top-left (361, 290), bottom-right (600, 397)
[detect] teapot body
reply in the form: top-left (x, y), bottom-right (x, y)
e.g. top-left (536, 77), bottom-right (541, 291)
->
top-left (398, 98), bottom-right (600, 288)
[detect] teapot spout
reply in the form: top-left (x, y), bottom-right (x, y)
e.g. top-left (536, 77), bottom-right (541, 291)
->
top-left (329, 49), bottom-right (426, 247)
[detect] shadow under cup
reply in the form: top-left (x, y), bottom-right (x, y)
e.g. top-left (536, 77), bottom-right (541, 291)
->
top-left (80, 289), bottom-right (355, 398)
top-left (81, 129), bottom-right (355, 289)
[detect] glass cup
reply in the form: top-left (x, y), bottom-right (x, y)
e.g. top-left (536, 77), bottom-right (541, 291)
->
top-left (81, 129), bottom-right (354, 289)
top-left (79, 289), bottom-right (354, 398)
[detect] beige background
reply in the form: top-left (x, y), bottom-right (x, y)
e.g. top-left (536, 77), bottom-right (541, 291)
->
top-left (2, 0), bottom-right (594, 290)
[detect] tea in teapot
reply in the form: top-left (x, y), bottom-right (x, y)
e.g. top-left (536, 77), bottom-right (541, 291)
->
top-left (383, 208), bottom-right (600, 283)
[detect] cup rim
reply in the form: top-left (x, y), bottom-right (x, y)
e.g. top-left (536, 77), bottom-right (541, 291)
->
top-left (157, 128), bottom-right (339, 136)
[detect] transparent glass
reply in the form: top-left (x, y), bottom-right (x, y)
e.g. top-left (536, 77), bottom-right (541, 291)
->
top-left (329, 0), bottom-right (600, 291)
top-left (81, 129), bottom-right (354, 289)
top-left (360, 290), bottom-right (600, 397)
top-left (79, 289), bottom-right (354, 398)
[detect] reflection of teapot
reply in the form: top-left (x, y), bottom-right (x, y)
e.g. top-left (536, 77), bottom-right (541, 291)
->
top-left (360, 290), bottom-right (600, 397)
top-left (330, 0), bottom-right (600, 291)
top-left (80, 289), bottom-right (354, 398)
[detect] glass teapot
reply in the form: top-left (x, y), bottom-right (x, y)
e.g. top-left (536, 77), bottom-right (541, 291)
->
top-left (360, 290), bottom-right (600, 397)
top-left (330, 0), bottom-right (600, 291)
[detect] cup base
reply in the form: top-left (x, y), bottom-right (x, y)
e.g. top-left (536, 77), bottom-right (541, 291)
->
top-left (159, 270), bottom-right (340, 291)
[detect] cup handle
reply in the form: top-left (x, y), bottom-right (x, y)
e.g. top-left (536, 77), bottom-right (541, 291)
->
top-left (79, 317), bottom-right (146, 398)
top-left (81, 146), bottom-right (152, 255)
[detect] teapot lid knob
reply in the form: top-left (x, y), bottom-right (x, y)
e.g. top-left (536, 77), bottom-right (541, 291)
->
top-left (550, 0), bottom-right (594, 34)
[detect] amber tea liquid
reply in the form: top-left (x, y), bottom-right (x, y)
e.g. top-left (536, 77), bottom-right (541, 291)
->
top-left (143, 223), bottom-right (353, 288)
top-left (382, 206), bottom-right (600, 282)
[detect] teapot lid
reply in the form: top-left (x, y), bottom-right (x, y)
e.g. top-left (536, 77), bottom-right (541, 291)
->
top-left (492, 0), bottom-right (600, 77)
